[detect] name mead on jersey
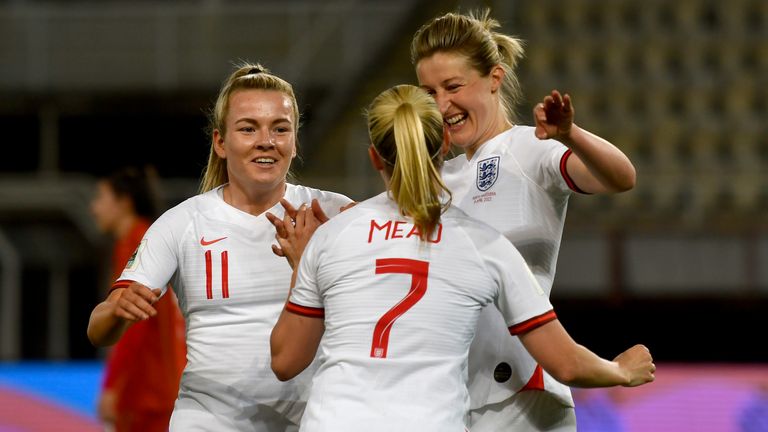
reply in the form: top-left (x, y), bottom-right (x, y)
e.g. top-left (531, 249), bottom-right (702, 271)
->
top-left (367, 219), bottom-right (443, 244)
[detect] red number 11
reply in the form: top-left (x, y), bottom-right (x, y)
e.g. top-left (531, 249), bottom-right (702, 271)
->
top-left (370, 258), bottom-right (429, 358)
top-left (205, 250), bottom-right (229, 299)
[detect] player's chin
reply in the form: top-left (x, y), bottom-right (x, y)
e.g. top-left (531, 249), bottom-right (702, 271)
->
top-left (449, 133), bottom-right (473, 150)
top-left (247, 171), bottom-right (288, 189)
top-left (448, 125), bottom-right (477, 148)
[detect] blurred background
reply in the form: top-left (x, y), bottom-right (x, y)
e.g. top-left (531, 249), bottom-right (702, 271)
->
top-left (0, 0), bottom-right (766, 430)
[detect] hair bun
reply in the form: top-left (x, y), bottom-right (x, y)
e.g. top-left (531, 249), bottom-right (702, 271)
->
top-left (471, 9), bottom-right (499, 32)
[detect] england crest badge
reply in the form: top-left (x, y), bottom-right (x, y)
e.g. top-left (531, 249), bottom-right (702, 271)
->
top-left (476, 156), bottom-right (500, 191)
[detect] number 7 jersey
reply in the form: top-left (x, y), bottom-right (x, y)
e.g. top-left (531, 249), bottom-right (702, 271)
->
top-left (287, 192), bottom-right (555, 432)
top-left (113, 184), bottom-right (351, 431)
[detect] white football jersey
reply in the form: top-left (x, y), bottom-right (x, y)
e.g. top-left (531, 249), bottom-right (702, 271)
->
top-left (442, 126), bottom-right (581, 409)
top-left (287, 192), bottom-right (554, 432)
top-left (113, 184), bottom-right (351, 431)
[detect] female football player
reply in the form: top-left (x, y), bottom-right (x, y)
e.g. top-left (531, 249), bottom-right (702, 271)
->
top-left (269, 84), bottom-right (652, 432)
top-left (411, 10), bottom-right (638, 430)
top-left (87, 63), bottom-right (351, 431)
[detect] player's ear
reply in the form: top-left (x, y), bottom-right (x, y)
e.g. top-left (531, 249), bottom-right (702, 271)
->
top-left (368, 145), bottom-right (385, 171)
top-left (490, 64), bottom-right (505, 94)
top-left (213, 129), bottom-right (226, 159)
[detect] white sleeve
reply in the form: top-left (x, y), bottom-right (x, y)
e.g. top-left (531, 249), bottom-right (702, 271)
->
top-left (520, 134), bottom-right (578, 195)
top-left (286, 229), bottom-right (325, 318)
top-left (481, 235), bottom-right (556, 335)
top-left (112, 209), bottom-right (182, 295)
top-left (314, 190), bottom-right (354, 219)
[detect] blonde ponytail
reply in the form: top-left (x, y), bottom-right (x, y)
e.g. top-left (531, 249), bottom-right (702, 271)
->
top-left (367, 85), bottom-right (450, 238)
top-left (411, 8), bottom-right (525, 123)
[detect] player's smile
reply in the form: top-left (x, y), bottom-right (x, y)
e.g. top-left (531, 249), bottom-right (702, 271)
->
top-left (444, 112), bottom-right (468, 132)
top-left (252, 156), bottom-right (276, 166)
top-left (249, 154), bottom-right (280, 171)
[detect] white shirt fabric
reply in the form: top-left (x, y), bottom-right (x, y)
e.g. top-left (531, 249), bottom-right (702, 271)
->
top-left (442, 126), bottom-right (581, 410)
top-left (287, 192), bottom-right (555, 432)
top-left (113, 183), bottom-right (351, 431)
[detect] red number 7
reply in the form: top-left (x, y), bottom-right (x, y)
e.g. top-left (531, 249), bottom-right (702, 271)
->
top-left (370, 258), bottom-right (429, 358)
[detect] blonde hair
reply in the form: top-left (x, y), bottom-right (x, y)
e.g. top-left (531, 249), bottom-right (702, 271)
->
top-left (200, 62), bottom-right (300, 193)
top-left (410, 9), bottom-right (525, 122)
top-left (367, 85), bottom-right (451, 238)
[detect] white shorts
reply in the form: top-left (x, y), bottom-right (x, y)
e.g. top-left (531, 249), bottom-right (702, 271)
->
top-left (469, 390), bottom-right (577, 432)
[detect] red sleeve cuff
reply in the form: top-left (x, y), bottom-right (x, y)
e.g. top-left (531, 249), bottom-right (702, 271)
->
top-left (560, 149), bottom-right (589, 194)
top-left (286, 301), bottom-right (325, 318)
top-left (508, 310), bottom-right (557, 335)
top-left (110, 279), bottom-right (135, 293)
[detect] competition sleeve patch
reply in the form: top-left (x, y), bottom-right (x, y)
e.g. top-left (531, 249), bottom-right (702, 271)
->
top-left (125, 239), bottom-right (146, 271)
top-left (559, 149), bottom-right (589, 194)
top-left (508, 310), bottom-right (557, 335)
top-left (110, 279), bottom-right (135, 292)
top-left (286, 301), bottom-right (325, 318)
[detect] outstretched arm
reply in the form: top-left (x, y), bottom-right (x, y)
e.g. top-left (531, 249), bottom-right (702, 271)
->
top-left (519, 318), bottom-right (655, 388)
top-left (534, 90), bottom-right (636, 194)
top-left (87, 283), bottom-right (161, 347)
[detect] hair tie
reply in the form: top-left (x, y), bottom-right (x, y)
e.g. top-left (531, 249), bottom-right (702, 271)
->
top-left (246, 67), bottom-right (262, 75)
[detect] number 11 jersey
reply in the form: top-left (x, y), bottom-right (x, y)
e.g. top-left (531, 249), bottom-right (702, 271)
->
top-left (113, 184), bottom-right (351, 431)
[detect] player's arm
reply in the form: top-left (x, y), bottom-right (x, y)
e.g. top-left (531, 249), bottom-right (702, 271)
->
top-left (87, 282), bottom-right (161, 347)
top-left (490, 235), bottom-right (653, 388)
top-left (534, 90), bottom-right (636, 194)
top-left (270, 298), bottom-right (324, 381)
top-left (269, 203), bottom-right (327, 380)
top-left (518, 318), bottom-right (655, 388)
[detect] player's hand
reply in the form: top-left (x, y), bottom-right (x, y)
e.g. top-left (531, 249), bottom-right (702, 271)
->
top-left (340, 201), bottom-right (358, 212)
top-left (109, 282), bottom-right (161, 322)
top-left (534, 90), bottom-right (574, 142)
top-left (268, 199), bottom-right (328, 263)
top-left (277, 202), bottom-right (319, 269)
top-left (310, 199), bottom-right (330, 223)
top-left (278, 198), bottom-right (330, 224)
top-left (267, 202), bottom-right (322, 269)
top-left (614, 344), bottom-right (655, 387)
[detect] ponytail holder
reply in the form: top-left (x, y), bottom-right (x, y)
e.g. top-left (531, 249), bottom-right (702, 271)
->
top-left (246, 67), bottom-right (263, 75)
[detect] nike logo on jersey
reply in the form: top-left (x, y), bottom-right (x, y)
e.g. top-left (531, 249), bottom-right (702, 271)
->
top-left (200, 236), bottom-right (227, 246)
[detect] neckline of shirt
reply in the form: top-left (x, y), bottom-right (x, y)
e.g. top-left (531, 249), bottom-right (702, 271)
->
top-left (465, 126), bottom-right (519, 165)
top-left (210, 183), bottom-right (295, 223)
top-left (369, 190), bottom-right (455, 220)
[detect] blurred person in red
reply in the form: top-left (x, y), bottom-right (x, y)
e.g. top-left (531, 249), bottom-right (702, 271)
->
top-left (90, 167), bottom-right (186, 431)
